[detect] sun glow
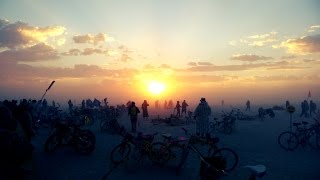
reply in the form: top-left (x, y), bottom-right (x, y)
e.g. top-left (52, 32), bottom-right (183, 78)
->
top-left (148, 81), bottom-right (165, 95)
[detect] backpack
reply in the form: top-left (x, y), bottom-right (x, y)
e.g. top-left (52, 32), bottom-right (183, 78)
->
top-left (130, 107), bottom-right (137, 116)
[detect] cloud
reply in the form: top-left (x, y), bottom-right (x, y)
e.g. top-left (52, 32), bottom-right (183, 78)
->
top-left (118, 53), bottom-right (132, 62)
top-left (81, 48), bottom-right (104, 56)
top-left (198, 62), bottom-right (213, 66)
top-left (184, 60), bottom-right (306, 72)
top-left (73, 33), bottom-right (112, 45)
top-left (187, 62), bottom-right (197, 66)
top-left (308, 25), bottom-right (320, 33)
top-left (231, 31), bottom-right (278, 47)
top-left (0, 19), bottom-right (65, 48)
top-left (0, 43), bottom-right (59, 62)
top-left (281, 55), bottom-right (296, 59)
top-left (61, 48), bottom-right (81, 56)
top-left (230, 54), bottom-right (273, 61)
top-left (279, 34), bottom-right (320, 54)
top-left (159, 64), bottom-right (171, 68)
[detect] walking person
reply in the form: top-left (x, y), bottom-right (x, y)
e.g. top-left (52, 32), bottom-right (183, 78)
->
top-left (141, 100), bottom-right (149, 120)
top-left (194, 98), bottom-right (212, 138)
top-left (175, 101), bottom-right (181, 117)
top-left (181, 100), bottom-right (189, 116)
top-left (128, 102), bottom-right (140, 133)
top-left (245, 100), bottom-right (251, 111)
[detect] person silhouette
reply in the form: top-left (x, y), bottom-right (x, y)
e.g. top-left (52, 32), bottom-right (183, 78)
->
top-left (142, 100), bottom-right (150, 120)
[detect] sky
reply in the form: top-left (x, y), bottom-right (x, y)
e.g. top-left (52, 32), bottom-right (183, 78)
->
top-left (0, 0), bottom-right (320, 106)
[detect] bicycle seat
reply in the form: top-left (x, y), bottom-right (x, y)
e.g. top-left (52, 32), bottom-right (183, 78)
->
top-left (244, 165), bottom-right (266, 177)
top-left (161, 133), bottom-right (172, 139)
top-left (293, 123), bottom-right (301, 126)
top-left (302, 121), bottom-right (308, 125)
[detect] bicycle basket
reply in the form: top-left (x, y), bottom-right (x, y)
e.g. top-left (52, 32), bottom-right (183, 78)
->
top-left (199, 156), bottom-right (226, 179)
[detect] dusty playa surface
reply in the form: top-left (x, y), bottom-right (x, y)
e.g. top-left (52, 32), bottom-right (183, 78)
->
top-left (31, 105), bottom-right (320, 180)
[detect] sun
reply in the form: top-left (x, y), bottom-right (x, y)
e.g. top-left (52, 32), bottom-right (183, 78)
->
top-left (148, 81), bottom-right (165, 95)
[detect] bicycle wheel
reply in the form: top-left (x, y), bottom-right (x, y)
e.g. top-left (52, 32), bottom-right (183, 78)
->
top-left (307, 129), bottom-right (320, 150)
top-left (278, 131), bottom-right (299, 151)
top-left (110, 143), bottom-right (131, 164)
top-left (211, 148), bottom-right (238, 172)
top-left (149, 142), bottom-right (171, 165)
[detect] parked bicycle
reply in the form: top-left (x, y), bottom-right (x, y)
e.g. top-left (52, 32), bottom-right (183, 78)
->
top-left (278, 118), bottom-right (320, 151)
top-left (109, 130), bottom-right (159, 172)
top-left (44, 119), bottom-right (96, 155)
top-left (209, 110), bottom-right (236, 135)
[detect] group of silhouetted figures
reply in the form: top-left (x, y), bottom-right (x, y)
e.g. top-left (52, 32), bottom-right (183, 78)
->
top-left (299, 100), bottom-right (317, 118)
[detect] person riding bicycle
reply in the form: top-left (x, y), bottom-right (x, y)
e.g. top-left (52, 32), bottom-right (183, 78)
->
top-left (194, 98), bottom-right (212, 138)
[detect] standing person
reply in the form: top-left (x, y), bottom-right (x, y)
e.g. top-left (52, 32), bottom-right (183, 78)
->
top-left (128, 102), bottom-right (140, 133)
top-left (164, 100), bottom-right (168, 109)
top-left (221, 100), bottom-right (224, 107)
top-left (142, 100), bottom-right (149, 120)
top-left (175, 101), bottom-right (181, 117)
top-left (155, 100), bottom-right (159, 109)
top-left (304, 100), bottom-right (310, 118)
top-left (286, 100), bottom-right (290, 109)
top-left (310, 100), bottom-right (317, 117)
top-left (181, 100), bottom-right (189, 116)
top-left (300, 101), bottom-right (306, 117)
top-left (68, 99), bottom-right (73, 115)
top-left (103, 98), bottom-right (108, 108)
top-left (245, 100), bottom-right (251, 111)
top-left (194, 98), bottom-right (211, 138)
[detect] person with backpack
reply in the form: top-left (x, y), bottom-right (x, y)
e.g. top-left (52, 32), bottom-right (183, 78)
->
top-left (128, 102), bottom-right (140, 133)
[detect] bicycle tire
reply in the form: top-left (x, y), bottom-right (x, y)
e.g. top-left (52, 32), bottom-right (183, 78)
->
top-left (278, 131), bottom-right (299, 151)
top-left (211, 148), bottom-right (238, 172)
top-left (149, 142), bottom-right (171, 165)
top-left (110, 143), bottom-right (131, 164)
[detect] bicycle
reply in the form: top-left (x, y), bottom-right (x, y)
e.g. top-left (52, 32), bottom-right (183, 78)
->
top-left (151, 128), bottom-right (238, 179)
top-left (278, 118), bottom-right (320, 151)
top-left (100, 109), bottom-right (120, 134)
top-left (209, 115), bottom-right (235, 135)
top-left (109, 131), bottom-right (159, 172)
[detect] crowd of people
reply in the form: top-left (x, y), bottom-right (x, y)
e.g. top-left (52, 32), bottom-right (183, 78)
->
top-left (0, 96), bottom-right (318, 179)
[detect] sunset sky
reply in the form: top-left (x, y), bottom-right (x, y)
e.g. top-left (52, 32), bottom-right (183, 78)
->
top-left (0, 0), bottom-right (319, 106)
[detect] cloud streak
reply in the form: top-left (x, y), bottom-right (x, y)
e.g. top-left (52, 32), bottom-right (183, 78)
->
top-left (73, 33), bottom-right (113, 45)
top-left (230, 54), bottom-right (273, 62)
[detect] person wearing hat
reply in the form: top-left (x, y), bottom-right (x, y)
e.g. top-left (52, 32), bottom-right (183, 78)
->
top-left (194, 97), bottom-right (211, 138)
